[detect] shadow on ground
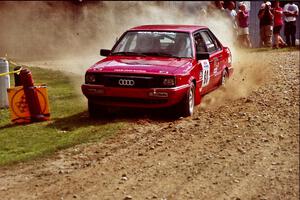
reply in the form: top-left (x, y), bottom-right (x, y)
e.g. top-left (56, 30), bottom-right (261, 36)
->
top-left (0, 108), bottom-right (179, 132)
top-left (0, 123), bottom-right (19, 131)
top-left (48, 108), bottom-right (179, 131)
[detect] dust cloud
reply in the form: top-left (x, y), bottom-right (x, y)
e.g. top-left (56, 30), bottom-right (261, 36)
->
top-left (200, 51), bottom-right (272, 110)
top-left (0, 1), bottom-right (267, 105)
top-left (0, 1), bottom-right (234, 72)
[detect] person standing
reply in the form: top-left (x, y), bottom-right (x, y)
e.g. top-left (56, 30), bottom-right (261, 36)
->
top-left (215, 1), bottom-right (225, 10)
top-left (226, 1), bottom-right (238, 28)
top-left (226, 1), bottom-right (238, 43)
top-left (283, 1), bottom-right (299, 46)
top-left (258, 2), bottom-right (274, 47)
top-left (273, 1), bottom-right (288, 48)
top-left (237, 2), bottom-right (252, 48)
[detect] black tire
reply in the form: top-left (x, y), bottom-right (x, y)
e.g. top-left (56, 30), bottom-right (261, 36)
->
top-left (88, 100), bottom-right (107, 118)
top-left (88, 100), bottom-right (98, 118)
top-left (179, 83), bottom-right (195, 117)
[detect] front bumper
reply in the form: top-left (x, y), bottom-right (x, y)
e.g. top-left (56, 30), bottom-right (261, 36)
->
top-left (81, 84), bottom-right (189, 108)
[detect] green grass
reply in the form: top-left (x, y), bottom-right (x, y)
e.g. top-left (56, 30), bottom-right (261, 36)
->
top-left (0, 62), bottom-right (123, 166)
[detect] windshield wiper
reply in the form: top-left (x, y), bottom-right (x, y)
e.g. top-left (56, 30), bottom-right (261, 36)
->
top-left (111, 52), bottom-right (146, 57)
top-left (112, 51), bottom-right (182, 59)
top-left (143, 52), bottom-right (181, 59)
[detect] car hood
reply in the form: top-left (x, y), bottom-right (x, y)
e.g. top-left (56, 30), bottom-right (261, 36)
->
top-left (87, 56), bottom-right (193, 75)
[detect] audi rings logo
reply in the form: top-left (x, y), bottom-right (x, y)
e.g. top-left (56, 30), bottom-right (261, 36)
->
top-left (118, 79), bottom-right (135, 86)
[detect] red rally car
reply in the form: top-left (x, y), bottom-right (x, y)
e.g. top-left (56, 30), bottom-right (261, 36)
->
top-left (82, 25), bottom-right (233, 117)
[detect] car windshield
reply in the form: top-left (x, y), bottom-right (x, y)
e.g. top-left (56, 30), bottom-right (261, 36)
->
top-left (112, 31), bottom-right (193, 58)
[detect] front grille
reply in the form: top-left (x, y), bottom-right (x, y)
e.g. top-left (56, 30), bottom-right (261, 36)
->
top-left (91, 96), bottom-right (168, 104)
top-left (90, 73), bottom-right (173, 88)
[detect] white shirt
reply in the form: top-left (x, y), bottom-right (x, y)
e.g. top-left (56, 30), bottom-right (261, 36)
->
top-left (226, 9), bottom-right (237, 29)
top-left (228, 9), bottom-right (237, 18)
top-left (283, 3), bottom-right (299, 22)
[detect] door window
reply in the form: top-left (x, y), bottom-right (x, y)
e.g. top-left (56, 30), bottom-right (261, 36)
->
top-left (200, 31), bottom-right (217, 53)
top-left (207, 30), bottom-right (222, 51)
top-left (194, 33), bottom-right (207, 53)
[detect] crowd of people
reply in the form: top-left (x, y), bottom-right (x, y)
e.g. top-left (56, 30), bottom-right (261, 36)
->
top-left (214, 1), bottom-right (299, 49)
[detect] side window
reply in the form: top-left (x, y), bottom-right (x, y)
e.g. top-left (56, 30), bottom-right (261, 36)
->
top-left (194, 33), bottom-right (207, 53)
top-left (207, 30), bottom-right (222, 51)
top-left (200, 31), bottom-right (217, 53)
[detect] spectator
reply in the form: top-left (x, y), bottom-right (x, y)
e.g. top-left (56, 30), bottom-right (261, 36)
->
top-left (273, 1), bottom-right (287, 48)
top-left (258, 2), bottom-right (274, 47)
top-left (283, 1), bottom-right (299, 46)
top-left (211, 1), bottom-right (227, 18)
top-left (215, 1), bottom-right (225, 10)
top-left (226, 1), bottom-right (237, 27)
top-left (236, 2), bottom-right (252, 48)
top-left (226, 1), bottom-right (238, 42)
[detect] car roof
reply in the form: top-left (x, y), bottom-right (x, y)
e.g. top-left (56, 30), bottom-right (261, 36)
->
top-left (129, 25), bottom-right (208, 33)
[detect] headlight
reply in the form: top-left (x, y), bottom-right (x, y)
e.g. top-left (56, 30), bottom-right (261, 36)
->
top-left (162, 77), bottom-right (176, 87)
top-left (86, 74), bottom-right (96, 84)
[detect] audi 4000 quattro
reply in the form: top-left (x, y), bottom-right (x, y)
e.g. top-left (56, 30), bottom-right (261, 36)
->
top-left (82, 25), bottom-right (233, 117)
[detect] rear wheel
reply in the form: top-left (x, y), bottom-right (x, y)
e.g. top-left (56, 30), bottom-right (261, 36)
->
top-left (221, 69), bottom-right (228, 86)
top-left (179, 83), bottom-right (195, 117)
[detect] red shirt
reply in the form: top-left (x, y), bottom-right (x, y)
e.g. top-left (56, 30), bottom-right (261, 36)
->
top-left (237, 10), bottom-right (249, 28)
top-left (274, 7), bottom-right (283, 26)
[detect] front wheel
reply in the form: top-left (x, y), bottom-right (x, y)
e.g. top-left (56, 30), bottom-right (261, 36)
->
top-left (179, 83), bottom-right (195, 117)
top-left (88, 100), bottom-right (108, 118)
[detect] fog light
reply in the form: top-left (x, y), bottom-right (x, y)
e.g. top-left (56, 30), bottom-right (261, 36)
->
top-left (149, 91), bottom-right (168, 98)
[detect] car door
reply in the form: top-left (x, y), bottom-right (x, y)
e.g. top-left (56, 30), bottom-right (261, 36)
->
top-left (199, 30), bottom-right (223, 89)
top-left (206, 30), bottom-right (225, 86)
top-left (193, 32), bottom-right (212, 95)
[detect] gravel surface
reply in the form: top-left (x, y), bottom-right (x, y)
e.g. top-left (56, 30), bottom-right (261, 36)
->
top-left (0, 50), bottom-right (299, 200)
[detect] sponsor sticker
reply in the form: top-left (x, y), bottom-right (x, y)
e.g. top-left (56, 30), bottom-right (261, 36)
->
top-left (213, 67), bottom-right (218, 76)
top-left (213, 57), bottom-right (219, 77)
top-left (199, 59), bottom-right (210, 87)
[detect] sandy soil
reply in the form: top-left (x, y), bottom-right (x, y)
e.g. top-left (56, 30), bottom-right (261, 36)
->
top-left (0, 50), bottom-right (299, 200)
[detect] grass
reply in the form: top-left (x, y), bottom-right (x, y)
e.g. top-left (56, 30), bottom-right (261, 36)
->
top-left (0, 62), bottom-right (123, 166)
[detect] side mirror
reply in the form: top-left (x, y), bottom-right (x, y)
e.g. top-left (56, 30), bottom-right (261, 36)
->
top-left (100, 49), bottom-right (111, 57)
top-left (196, 52), bottom-right (210, 60)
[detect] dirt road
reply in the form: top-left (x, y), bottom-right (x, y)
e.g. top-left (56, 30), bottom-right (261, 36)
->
top-left (0, 50), bottom-right (299, 200)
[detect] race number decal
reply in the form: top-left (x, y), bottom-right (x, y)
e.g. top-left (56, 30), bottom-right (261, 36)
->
top-left (199, 59), bottom-right (210, 87)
